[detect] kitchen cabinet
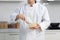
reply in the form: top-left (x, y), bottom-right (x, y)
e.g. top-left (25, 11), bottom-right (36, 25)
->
top-left (0, 29), bottom-right (20, 40)
top-left (5, 33), bottom-right (19, 40)
top-left (45, 30), bottom-right (60, 40)
top-left (0, 33), bottom-right (19, 40)
top-left (0, 29), bottom-right (60, 40)
top-left (0, 33), bottom-right (5, 40)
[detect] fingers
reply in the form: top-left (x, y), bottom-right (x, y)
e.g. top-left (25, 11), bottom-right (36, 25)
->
top-left (29, 24), bottom-right (36, 29)
top-left (29, 27), bottom-right (35, 29)
top-left (29, 26), bottom-right (40, 30)
top-left (15, 15), bottom-right (20, 21)
top-left (29, 23), bottom-right (40, 30)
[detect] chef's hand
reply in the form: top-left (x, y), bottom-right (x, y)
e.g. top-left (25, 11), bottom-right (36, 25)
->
top-left (29, 23), bottom-right (41, 30)
top-left (15, 14), bottom-right (25, 21)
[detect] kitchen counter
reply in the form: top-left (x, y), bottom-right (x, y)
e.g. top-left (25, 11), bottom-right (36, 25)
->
top-left (0, 29), bottom-right (60, 40)
top-left (45, 30), bottom-right (60, 40)
top-left (0, 29), bottom-right (20, 40)
top-left (0, 29), bottom-right (60, 33)
top-left (0, 29), bottom-right (20, 33)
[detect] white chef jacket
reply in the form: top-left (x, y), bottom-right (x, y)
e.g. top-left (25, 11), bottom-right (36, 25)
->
top-left (10, 2), bottom-right (50, 40)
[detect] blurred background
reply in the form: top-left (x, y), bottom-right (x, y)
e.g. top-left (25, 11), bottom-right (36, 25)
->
top-left (0, 0), bottom-right (60, 23)
top-left (0, 0), bottom-right (60, 40)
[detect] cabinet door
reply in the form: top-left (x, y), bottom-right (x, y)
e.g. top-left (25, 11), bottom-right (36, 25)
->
top-left (0, 33), bottom-right (5, 40)
top-left (45, 30), bottom-right (60, 40)
top-left (5, 33), bottom-right (19, 40)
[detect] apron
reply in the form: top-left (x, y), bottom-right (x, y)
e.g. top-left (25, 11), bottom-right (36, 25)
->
top-left (18, 3), bottom-right (45, 40)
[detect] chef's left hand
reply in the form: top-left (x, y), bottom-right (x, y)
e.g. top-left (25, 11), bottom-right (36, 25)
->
top-left (29, 23), bottom-right (41, 30)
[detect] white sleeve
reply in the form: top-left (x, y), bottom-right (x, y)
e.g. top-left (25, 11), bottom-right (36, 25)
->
top-left (10, 6), bottom-right (25, 22)
top-left (38, 7), bottom-right (51, 31)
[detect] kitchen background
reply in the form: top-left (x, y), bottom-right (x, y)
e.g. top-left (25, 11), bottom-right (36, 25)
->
top-left (0, 0), bottom-right (60, 40)
top-left (0, 0), bottom-right (60, 23)
top-left (0, 0), bottom-right (60, 29)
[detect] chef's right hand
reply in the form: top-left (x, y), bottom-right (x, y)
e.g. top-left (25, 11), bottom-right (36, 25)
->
top-left (15, 14), bottom-right (25, 21)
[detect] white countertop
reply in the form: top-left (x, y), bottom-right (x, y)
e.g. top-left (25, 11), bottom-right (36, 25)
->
top-left (0, 29), bottom-right (60, 33)
top-left (0, 29), bottom-right (20, 33)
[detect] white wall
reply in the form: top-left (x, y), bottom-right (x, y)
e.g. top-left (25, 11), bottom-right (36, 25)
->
top-left (46, 2), bottom-right (60, 23)
top-left (0, 1), bottom-right (60, 23)
top-left (0, 1), bottom-right (26, 21)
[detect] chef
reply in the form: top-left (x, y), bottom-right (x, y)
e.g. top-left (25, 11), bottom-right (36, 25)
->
top-left (10, 0), bottom-right (50, 40)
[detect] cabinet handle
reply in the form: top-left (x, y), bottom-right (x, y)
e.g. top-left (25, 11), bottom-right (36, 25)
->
top-left (9, 34), bottom-right (19, 35)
